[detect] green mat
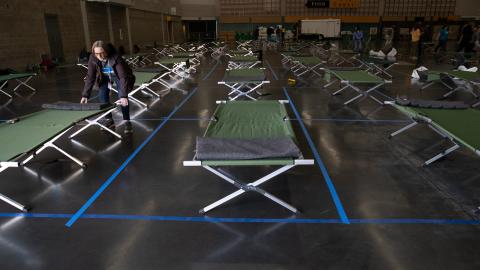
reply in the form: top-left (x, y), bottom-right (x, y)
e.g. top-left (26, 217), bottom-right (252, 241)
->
top-left (395, 104), bottom-right (480, 152)
top-left (133, 72), bottom-right (158, 85)
top-left (231, 55), bottom-right (258, 62)
top-left (0, 109), bottom-right (103, 161)
top-left (201, 101), bottom-right (298, 166)
top-left (205, 101), bottom-right (295, 140)
top-left (427, 70), bottom-right (479, 82)
top-left (156, 58), bottom-right (189, 65)
top-left (229, 50), bottom-right (250, 55)
top-left (293, 56), bottom-right (323, 65)
top-left (223, 68), bottom-right (265, 83)
top-left (448, 70), bottom-right (479, 81)
top-left (331, 70), bottom-right (384, 83)
top-left (0, 73), bottom-right (36, 82)
top-left (169, 53), bottom-right (193, 58)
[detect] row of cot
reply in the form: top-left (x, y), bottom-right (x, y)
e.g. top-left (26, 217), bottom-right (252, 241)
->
top-left (0, 41), bottom-right (210, 212)
top-left (281, 42), bottom-right (480, 169)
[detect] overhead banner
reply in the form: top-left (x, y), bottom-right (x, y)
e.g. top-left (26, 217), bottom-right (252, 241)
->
top-left (330, 0), bottom-right (360, 8)
top-left (305, 0), bottom-right (330, 8)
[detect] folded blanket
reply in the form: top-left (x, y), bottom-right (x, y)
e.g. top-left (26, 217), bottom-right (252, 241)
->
top-left (42, 101), bottom-right (111, 111)
top-left (396, 98), bottom-right (469, 109)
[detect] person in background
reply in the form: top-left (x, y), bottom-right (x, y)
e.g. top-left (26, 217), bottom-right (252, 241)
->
top-left (410, 23), bottom-right (422, 59)
top-left (81, 40), bottom-right (135, 134)
top-left (267, 26), bottom-right (274, 42)
top-left (352, 26), bottom-right (364, 53)
top-left (472, 25), bottom-right (480, 53)
top-left (457, 22), bottom-right (474, 53)
top-left (434, 25), bottom-right (449, 53)
top-left (275, 26), bottom-right (281, 43)
top-left (133, 44), bottom-right (140, 54)
top-left (78, 48), bottom-right (90, 62)
top-left (118, 45), bottom-right (126, 56)
top-left (253, 26), bottom-right (259, 41)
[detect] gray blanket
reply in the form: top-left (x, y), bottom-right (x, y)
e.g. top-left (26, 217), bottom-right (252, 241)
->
top-left (196, 137), bottom-right (302, 160)
top-left (396, 98), bottom-right (469, 109)
top-left (42, 101), bottom-right (111, 111)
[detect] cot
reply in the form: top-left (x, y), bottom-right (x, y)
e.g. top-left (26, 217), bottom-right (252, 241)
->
top-left (228, 55), bottom-right (261, 69)
top-left (289, 56), bottom-right (325, 78)
top-left (420, 70), bottom-right (479, 99)
top-left (218, 68), bottom-right (270, 100)
top-left (0, 103), bottom-right (120, 211)
top-left (353, 56), bottom-right (398, 78)
top-left (183, 100), bottom-right (314, 214)
top-left (386, 98), bottom-right (480, 165)
top-left (0, 73), bottom-right (37, 99)
top-left (322, 68), bottom-right (392, 105)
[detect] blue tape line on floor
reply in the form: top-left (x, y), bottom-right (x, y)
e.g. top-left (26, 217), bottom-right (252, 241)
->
top-left (1, 213), bottom-right (480, 225)
top-left (65, 87), bottom-right (198, 228)
top-left (283, 87), bottom-right (350, 224)
top-left (265, 60), bottom-right (279, 80)
top-left (202, 61), bottom-right (220, 80)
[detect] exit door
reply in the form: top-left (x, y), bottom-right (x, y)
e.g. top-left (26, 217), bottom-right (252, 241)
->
top-left (44, 14), bottom-right (64, 63)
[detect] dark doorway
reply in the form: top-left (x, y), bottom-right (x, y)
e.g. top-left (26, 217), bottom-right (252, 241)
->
top-left (44, 14), bottom-right (64, 63)
top-left (185, 20), bottom-right (216, 41)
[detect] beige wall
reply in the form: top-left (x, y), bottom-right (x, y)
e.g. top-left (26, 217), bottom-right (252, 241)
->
top-left (110, 5), bottom-right (129, 50)
top-left (0, 0), bottom-right (187, 70)
top-left (455, 0), bottom-right (480, 17)
top-left (0, 0), bottom-right (84, 70)
top-left (86, 2), bottom-right (111, 44)
top-left (180, 0), bottom-right (219, 18)
top-left (134, 0), bottom-right (181, 14)
top-left (130, 9), bottom-right (165, 47)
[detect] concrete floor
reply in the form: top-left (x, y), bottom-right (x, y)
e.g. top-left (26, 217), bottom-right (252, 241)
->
top-left (0, 43), bottom-right (479, 270)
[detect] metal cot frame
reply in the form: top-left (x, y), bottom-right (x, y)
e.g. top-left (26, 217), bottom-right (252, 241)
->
top-left (183, 100), bottom-right (314, 214)
top-left (323, 68), bottom-right (392, 105)
top-left (0, 106), bottom-right (121, 211)
top-left (0, 73), bottom-right (37, 99)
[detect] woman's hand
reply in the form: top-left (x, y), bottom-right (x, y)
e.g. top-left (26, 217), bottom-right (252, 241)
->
top-left (80, 97), bottom-right (88, 104)
top-left (118, 98), bottom-right (129, 107)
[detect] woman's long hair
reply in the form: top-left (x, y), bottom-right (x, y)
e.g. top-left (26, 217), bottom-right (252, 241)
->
top-left (91, 40), bottom-right (117, 57)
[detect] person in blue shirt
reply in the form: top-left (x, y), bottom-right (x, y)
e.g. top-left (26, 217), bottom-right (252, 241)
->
top-left (81, 40), bottom-right (135, 134)
top-left (434, 25), bottom-right (449, 53)
top-left (353, 27), bottom-right (364, 53)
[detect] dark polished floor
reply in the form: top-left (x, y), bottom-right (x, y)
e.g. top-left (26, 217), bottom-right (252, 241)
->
top-left (0, 42), bottom-right (480, 270)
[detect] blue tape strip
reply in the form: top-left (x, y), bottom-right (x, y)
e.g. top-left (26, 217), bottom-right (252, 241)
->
top-left (265, 60), bottom-right (279, 80)
top-left (65, 87), bottom-right (198, 227)
top-left (2, 212), bottom-right (480, 225)
top-left (202, 61), bottom-right (220, 80)
top-left (283, 87), bottom-right (350, 224)
top-left (373, 89), bottom-right (393, 100)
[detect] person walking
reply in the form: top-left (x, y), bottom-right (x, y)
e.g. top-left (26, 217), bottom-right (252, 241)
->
top-left (352, 27), bottom-right (364, 53)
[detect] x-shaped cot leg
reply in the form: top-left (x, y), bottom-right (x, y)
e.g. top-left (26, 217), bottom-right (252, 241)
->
top-left (69, 107), bottom-right (122, 139)
top-left (200, 165), bottom-right (299, 214)
top-left (0, 81), bottom-right (12, 98)
top-left (21, 128), bottom-right (86, 168)
top-left (13, 76), bottom-right (36, 92)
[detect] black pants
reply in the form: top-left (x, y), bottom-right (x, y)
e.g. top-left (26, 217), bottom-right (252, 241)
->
top-left (99, 79), bottom-right (130, 120)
